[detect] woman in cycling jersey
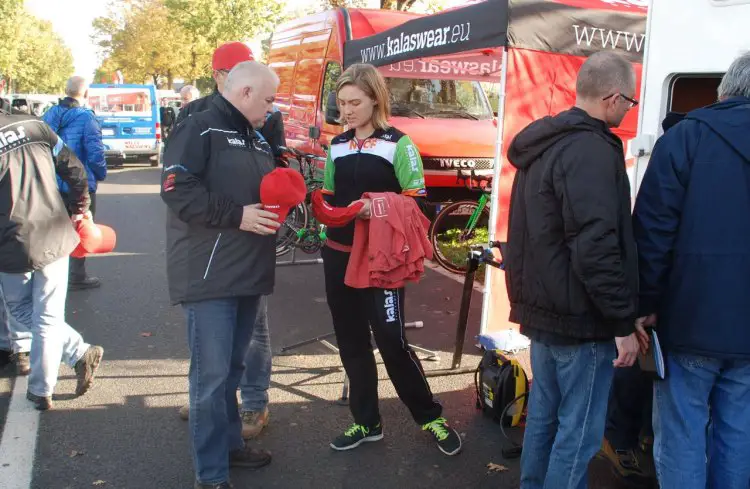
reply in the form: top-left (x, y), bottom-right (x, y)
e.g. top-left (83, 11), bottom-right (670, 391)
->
top-left (321, 63), bottom-right (462, 456)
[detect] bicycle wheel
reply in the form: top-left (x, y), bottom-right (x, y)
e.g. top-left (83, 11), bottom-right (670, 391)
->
top-left (276, 202), bottom-right (309, 257)
top-left (429, 199), bottom-right (491, 275)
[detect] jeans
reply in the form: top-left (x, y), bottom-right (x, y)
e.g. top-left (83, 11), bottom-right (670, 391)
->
top-left (239, 295), bottom-right (271, 413)
top-left (0, 256), bottom-right (90, 397)
top-left (605, 362), bottom-right (653, 450)
top-left (183, 295), bottom-right (263, 485)
top-left (0, 284), bottom-right (10, 351)
top-left (653, 353), bottom-right (750, 489)
top-left (322, 246), bottom-right (442, 427)
top-left (520, 339), bottom-right (616, 489)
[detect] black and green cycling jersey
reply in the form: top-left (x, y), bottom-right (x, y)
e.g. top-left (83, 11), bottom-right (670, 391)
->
top-left (323, 126), bottom-right (426, 246)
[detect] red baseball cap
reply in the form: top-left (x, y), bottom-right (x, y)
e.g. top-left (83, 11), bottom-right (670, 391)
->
top-left (260, 168), bottom-right (307, 223)
top-left (311, 189), bottom-right (363, 228)
top-left (71, 219), bottom-right (117, 258)
top-left (212, 42), bottom-right (255, 71)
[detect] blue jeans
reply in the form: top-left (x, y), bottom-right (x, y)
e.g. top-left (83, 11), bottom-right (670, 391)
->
top-left (653, 353), bottom-right (750, 489)
top-left (520, 339), bottom-right (616, 489)
top-left (183, 295), bottom-right (264, 485)
top-left (239, 295), bottom-right (271, 413)
top-left (0, 256), bottom-right (89, 397)
top-left (0, 284), bottom-right (10, 351)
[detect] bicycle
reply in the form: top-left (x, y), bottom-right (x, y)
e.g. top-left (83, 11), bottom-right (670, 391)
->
top-left (275, 146), bottom-right (328, 257)
top-left (428, 170), bottom-right (493, 274)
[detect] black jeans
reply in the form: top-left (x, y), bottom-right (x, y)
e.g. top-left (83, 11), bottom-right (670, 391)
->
top-left (322, 245), bottom-right (442, 427)
top-left (63, 191), bottom-right (96, 282)
top-left (605, 362), bottom-right (653, 450)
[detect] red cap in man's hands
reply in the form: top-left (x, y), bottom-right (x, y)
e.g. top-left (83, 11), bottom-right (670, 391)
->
top-left (260, 168), bottom-right (307, 223)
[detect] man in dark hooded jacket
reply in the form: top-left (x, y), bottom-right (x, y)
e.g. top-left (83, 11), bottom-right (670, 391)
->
top-left (633, 52), bottom-right (750, 489)
top-left (505, 51), bottom-right (646, 489)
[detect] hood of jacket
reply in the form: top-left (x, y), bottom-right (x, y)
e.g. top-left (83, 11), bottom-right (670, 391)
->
top-left (685, 97), bottom-right (750, 164)
top-left (508, 107), bottom-right (622, 170)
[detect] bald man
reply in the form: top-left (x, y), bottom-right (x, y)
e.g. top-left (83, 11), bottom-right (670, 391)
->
top-left (43, 76), bottom-right (107, 290)
top-left (161, 61), bottom-right (280, 489)
top-left (180, 85), bottom-right (200, 106)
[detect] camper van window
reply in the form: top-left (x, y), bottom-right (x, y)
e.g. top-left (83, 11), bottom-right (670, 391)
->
top-left (669, 75), bottom-right (723, 113)
top-left (386, 78), bottom-right (492, 120)
top-left (321, 62), bottom-right (342, 113)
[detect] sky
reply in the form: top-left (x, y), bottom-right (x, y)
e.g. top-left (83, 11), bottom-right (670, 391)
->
top-left (24, 0), bottom-right (471, 80)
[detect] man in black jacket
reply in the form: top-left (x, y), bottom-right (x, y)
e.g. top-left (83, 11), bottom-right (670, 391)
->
top-left (505, 52), bottom-right (647, 489)
top-left (161, 61), bottom-right (280, 489)
top-left (0, 111), bottom-right (104, 410)
top-left (172, 42), bottom-right (286, 157)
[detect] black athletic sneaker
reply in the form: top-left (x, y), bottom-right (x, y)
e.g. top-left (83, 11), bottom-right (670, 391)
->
top-left (330, 423), bottom-right (384, 451)
top-left (422, 417), bottom-right (462, 456)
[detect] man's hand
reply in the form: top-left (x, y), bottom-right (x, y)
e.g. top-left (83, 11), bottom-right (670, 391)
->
top-left (71, 211), bottom-right (93, 223)
top-left (634, 315), bottom-right (655, 353)
top-left (240, 204), bottom-right (280, 235)
top-left (614, 333), bottom-right (641, 368)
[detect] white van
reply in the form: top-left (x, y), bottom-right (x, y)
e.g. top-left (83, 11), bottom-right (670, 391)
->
top-left (630, 0), bottom-right (750, 194)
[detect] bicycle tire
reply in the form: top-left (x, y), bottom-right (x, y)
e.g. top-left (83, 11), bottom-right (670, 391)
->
top-left (276, 202), bottom-right (309, 257)
top-left (429, 199), bottom-right (491, 275)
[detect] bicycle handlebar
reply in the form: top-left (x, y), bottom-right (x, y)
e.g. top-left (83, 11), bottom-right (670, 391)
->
top-left (278, 145), bottom-right (327, 162)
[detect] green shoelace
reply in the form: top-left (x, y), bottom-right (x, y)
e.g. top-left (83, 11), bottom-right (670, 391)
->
top-left (344, 424), bottom-right (369, 437)
top-left (422, 417), bottom-right (449, 441)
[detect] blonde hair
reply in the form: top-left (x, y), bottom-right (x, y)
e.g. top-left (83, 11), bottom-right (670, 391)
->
top-left (336, 63), bottom-right (391, 131)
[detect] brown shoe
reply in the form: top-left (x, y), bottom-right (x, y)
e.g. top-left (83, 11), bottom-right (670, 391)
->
top-left (27, 391), bottom-right (52, 411)
top-left (179, 403), bottom-right (190, 421)
top-left (241, 407), bottom-right (270, 439)
top-left (596, 437), bottom-right (653, 484)
top-left (74, 346), bottom-right (104, 396)
top-left (229, 446), bottom-right (272, 469)
top-left (12, 352), bottom-right (30, 376)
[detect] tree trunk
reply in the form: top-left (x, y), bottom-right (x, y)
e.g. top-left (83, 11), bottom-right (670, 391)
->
top-left (167, 70), bottom-right (174, 91)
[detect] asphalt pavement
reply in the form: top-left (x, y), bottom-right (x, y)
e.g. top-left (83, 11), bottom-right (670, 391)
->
top-left (0, 166), bottom-right (634, 489)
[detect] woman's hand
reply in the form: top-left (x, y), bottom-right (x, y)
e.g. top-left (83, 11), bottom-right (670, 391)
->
top-left (350, 198), bottom-right (372, 219)
top-left (240, 204), bottom-right (280, 235)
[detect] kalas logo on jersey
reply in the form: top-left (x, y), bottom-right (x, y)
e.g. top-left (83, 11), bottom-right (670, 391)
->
top-left (0, 126), bottom-right (27, 149)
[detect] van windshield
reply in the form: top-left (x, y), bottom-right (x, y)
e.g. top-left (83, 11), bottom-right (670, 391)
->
top-left (386, 78), bottom-right (492, 120)
top-left (88, 88), bottom-right (153, 118)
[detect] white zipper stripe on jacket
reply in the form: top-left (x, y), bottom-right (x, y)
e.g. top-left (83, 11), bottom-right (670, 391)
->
top-left (203, 233), bottom-right (222, 279)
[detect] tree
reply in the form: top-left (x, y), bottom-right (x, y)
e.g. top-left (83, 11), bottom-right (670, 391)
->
top-left (0, 0), bottom-right (22, 85)
top-left (381, 0), bottom-right (418, 9)
top-left (92, 0), bottom-right (191, 86)
top-left (164, 0), bottom-right (285, 81)
top-left (12, 16), bottom-right (74, 93)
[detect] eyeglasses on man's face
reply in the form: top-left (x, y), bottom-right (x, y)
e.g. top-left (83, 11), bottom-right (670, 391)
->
top-left (603, 92), bottom-right (639, 109)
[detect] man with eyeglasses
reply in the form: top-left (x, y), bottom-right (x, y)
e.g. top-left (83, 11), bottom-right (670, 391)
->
top-left (505, 51), bottom-right (646, 489)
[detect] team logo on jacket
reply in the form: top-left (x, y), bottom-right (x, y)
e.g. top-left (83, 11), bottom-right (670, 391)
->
top-left (384, 290), bottom-right (397, 323)
top-left (227, 137), bottom-right (245, 147)
top-left (0, 126), bottom-right (27, 150)
top-left (372, 197), bottom-right (388, 218)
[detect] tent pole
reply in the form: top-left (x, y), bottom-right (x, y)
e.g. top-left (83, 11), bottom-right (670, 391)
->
top-left (479, 47), bottom-right (509, 336)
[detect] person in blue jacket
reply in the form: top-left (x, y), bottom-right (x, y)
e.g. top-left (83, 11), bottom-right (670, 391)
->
top-left (632, 52), bottom-right (750, 489)
top-left (43, 76), bottom-right (107, 290)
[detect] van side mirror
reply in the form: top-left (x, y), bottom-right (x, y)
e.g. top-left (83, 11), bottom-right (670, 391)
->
top-left (309, 126), bottom-right (321, 140)
top-left (325, 91), bottom-right (340, 125)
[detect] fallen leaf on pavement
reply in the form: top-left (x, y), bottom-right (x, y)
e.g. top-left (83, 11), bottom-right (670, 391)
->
top-left (140, 332), bottom-right (153, 337)
top-left (487, 462), bottom-right (509, 473)
top-left (93, 481), bottom-right (106, 486)
top-left (69, 450), bottom-right (84, 458)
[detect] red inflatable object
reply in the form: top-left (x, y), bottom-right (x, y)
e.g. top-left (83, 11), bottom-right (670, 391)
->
top-left (71, 219), bottom-right (117, 258)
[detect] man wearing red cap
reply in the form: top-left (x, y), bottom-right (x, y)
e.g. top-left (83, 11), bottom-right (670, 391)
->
top-left (161, 61), bottom-right (281, 489)
top-left (172, 42), bottom-right (286, 158)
